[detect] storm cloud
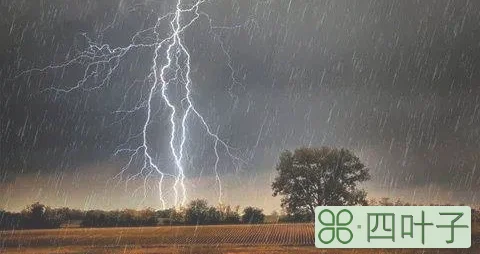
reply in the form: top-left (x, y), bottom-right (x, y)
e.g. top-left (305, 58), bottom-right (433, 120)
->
top-left (1, 0), bottom-right (480, 210)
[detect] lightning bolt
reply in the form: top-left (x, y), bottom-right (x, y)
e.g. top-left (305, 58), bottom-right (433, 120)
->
top-left (14, 0), bottom-right (252, 209)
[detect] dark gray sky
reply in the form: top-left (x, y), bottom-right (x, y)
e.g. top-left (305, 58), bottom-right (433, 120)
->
top-left (1, 0), bottom-right (480, 211)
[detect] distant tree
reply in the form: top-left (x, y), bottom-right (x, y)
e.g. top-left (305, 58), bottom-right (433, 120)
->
top-left (119, 209), bottom-right (134, 226)
top-left (272, 147), bottom-right (370, 219)
top-left (205, 207), bottom-right (221, 224)
top-left (53, 207), bottom-right (85, 224)
top-left (23, 202), bottom-right (46, 228)
top-left (218, 204), bottom-right (240, 224)
top-left (21, 202), bottom-right (61, 229)
top-left (242, 207), bottom-right (265, 224)
top-left (81, 210), bottom-right (104, 227)
top-left (138, 208), bottom-right (157, 226)
top-left (156, 208), bottom-right (185, 225)
top-left (223, 211), bottom-right (240, 224)
top-left (169, 208), bottom-right (185, 224)
top-left (156, 209), bottom-right (173, 218)
top-left (0, 210), bottom-right (23, 229)
top-left (269, 210), bottom-right (280, 223)
top-left (185, 199), bottom-right (210, 225)
top-left (278, 209), bottom-right (313, 223)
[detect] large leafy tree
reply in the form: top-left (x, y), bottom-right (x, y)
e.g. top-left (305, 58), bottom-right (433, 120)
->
top-left (272, 147), bottom-right (370, 218)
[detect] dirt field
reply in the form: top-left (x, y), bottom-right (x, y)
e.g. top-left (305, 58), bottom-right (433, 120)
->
top-left (1, 223), bottom-right (479, 253)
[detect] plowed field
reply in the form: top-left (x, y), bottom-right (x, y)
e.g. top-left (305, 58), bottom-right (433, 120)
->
top-left (1, 223), bottom-right (478, 253)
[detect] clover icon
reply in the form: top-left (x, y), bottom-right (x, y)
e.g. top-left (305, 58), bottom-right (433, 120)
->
top-left (318, 209), bottom-right (354, 244)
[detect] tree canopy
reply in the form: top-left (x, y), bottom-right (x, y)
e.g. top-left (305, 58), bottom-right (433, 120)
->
top-left (241, 206), bottom-right (265, 224)
top-left (272, 147), bottom-right (370, 219)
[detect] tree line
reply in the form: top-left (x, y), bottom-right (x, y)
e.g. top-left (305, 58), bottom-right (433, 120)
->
top-left (0, 200), bottom-right (266, 230)
top-left (2, 197), bottom-right (479, 230)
